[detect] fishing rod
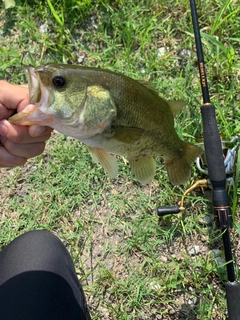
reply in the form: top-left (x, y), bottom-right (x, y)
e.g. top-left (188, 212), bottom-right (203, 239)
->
top-left (157, 1), bottom-right (240, 319)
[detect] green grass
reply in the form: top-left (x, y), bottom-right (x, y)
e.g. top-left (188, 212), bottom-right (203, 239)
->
top-left (0, 0), bottom-right (240, 319)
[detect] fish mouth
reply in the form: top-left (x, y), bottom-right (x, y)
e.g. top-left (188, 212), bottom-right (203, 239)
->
top-left (25, 66), bottom-right (42, 103)
top-left (25, 66), bottom-right (54, 107)
top-left (9, 66), bottom-right (55, 126)
top-left (9, 104), bottom-right (55, 126)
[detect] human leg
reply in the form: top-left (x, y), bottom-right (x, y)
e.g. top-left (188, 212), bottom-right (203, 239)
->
top-left (0, 230), bottom-right (91, 320)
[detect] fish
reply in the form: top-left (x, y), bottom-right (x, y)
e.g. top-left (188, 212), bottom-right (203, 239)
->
top-left (9, 63), bottom-right (202, 185)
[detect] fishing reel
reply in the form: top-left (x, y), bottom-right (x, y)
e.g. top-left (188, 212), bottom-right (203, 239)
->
top-left (157, 136), bottom-right (239, 217)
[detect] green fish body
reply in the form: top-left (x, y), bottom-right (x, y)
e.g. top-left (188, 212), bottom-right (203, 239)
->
top-left (10, 64), bottom-right (202, 184)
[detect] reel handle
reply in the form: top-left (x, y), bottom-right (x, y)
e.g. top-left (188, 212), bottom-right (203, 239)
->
top-left (157, 206), bottom-right (181, 216)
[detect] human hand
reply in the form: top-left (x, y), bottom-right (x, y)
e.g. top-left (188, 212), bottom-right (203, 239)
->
top-left (0, 81), bottom-right (53, 167)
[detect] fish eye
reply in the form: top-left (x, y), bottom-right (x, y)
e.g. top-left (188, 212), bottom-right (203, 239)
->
top-left (52, 75), bottom-right (65, 87)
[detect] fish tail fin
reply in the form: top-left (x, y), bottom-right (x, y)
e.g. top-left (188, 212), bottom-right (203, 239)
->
top-left (165, 142), bottom-right (203, 185)
top-left (128, 156), bottom-right (156, 184)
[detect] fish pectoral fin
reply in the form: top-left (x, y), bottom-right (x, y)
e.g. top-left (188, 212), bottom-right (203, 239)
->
top-left (113, 126), bottom-right (144, 144)
top-left (165, 100), bottom-right (187, 117)
top-left (87, 146), bottom-right (118, 178)
top-left (128, 156), bottom-right (156, 185)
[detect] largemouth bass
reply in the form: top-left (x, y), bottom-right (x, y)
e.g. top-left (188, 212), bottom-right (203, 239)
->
top-left (9, 64), bottom-right (202, 185)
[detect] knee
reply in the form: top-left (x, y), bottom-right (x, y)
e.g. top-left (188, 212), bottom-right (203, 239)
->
top-left (12, 230), bottom-right (67, 258)
top-left (17, 230), bottom-right (61, 247)
top-left (5, 229), bottom-right (67, 261)
top-left (0, 230), bottom-right (70, 281)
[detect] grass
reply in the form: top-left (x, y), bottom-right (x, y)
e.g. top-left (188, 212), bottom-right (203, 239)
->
top-left (0, 0), bottom-right (240, 319)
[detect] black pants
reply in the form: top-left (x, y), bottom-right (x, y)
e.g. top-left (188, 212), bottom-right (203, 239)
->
top-left (0, 230), bottom-right (91, 320)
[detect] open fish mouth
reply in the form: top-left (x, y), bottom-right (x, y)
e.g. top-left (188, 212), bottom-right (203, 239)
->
top-left (9, 66), bottom-right (55, 126)
top-left (25, 66), bottom-right (42, 103)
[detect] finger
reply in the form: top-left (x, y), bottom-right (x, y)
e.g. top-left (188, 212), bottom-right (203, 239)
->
top-left (0, 104), bottom-right (14, 120)
top-left (0, 120), bottom-right (52, 144)
top-left (0, 81), bottom-right (29, 111)
top-left (1, 139), bottom-right (46, 159)
top-left (0, 146), bottom-right (27, 167)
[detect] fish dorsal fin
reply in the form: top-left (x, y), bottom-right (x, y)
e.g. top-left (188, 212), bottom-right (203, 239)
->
top-left (137, 80), bottom-right (158, 93)
top-left (166, 100), bottom-right (187, 117)
top-left (137, 81), bottom-right (186, 117)
top-left (87, 146), bottom-right (118, 178)
top-left (128, 155), bottom-right (156, 185)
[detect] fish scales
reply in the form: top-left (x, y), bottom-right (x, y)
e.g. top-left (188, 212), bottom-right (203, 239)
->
top-left (77, 68), bottom-right (177, 155)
